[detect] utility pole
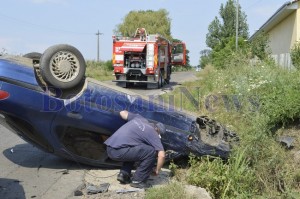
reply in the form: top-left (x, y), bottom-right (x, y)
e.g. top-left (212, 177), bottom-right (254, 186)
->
top-left (236, 0), bottom-right (239, 51)
top-left (96, 30), bottom-right (103, 62)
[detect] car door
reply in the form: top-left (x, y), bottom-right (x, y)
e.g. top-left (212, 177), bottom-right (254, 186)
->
top-left (49, 81), bottom-right (129, 166)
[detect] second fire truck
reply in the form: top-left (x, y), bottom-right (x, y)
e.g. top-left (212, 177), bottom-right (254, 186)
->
top-left (112, 28), bottom-right (186, 89)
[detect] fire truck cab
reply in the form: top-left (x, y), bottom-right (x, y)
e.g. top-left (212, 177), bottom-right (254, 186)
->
top-left (112, 28), bottom-right (186, 89)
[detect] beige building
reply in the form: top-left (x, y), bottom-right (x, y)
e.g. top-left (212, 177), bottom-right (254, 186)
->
top-left (250, 0), bottom-right (300, 69)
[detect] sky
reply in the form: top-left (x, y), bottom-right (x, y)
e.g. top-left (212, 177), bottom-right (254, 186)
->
top-left (0, 0), bottom-right (287, 66)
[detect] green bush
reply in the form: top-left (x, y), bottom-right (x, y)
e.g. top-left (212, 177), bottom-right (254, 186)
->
top-left (290, 41), bottom-right (300, 70)
top-left (187, 151), bottom-right (256, 199)
top-left (250, 31), bottom-right (271, 60)
top-left (85, 60), bottom-right (114, 81)
top-left (199, 49), bottom-right (212, 68)
top-left (103, 59), bottom-right (113, 71)
top-left (211, 37), bottom-right (249, 69)
top-left (172, 65), bottom-right (192, 72)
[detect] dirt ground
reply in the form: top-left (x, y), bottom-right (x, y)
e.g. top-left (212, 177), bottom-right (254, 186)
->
top-left (67, 168), bottom-right (211, 199)
top-left (83, 168), bottom-right (169, 199)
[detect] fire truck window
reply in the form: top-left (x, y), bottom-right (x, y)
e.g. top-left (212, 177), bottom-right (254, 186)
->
top-left (173, 45), bottom-right (183, 54)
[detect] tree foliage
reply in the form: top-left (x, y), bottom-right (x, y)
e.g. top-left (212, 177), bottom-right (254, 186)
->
top-left (202, 0), bottom-right (249, 69)
top-left (115, 9), bottom-right (172, 40)
top-left (250, 31), bottom-right (271, 60)
top-left (290, 41), bottom-right (300, 70)
top-left (206, 0), bottom-right (249, 50)
top-left (199, 49), bottom-right (211, 68)
top-left (211, 36), bottom-right (249, 69)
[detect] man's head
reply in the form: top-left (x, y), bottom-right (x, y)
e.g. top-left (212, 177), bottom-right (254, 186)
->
top-left (155, 122), bottom-right (166, 138)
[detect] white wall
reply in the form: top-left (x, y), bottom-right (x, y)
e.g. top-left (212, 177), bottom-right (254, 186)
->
top-left (268, 11), bottom-right (297, 69)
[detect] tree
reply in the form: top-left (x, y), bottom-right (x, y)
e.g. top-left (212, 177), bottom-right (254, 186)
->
top-left (199, 49), bottom-right (212, 68)
top-left (290, 41), bottom-right (300, 70)
top-left (115, 9), bottom-right (172, 40)
top-left (250, 31), bottom-right (271, 60)
top-left (211, 36), bottom-right (249, 69)
top-left (206, 17), bottom-right (222, 50)
top-left (206, 0), bottom-right (249, 50)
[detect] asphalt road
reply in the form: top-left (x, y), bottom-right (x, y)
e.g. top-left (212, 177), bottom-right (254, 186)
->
top-left (105, 71), bottom-right (199, 96)
top-left (0, 124), bottom-right (85, 199)
top-left (0, 71), bottom-right (199, 199)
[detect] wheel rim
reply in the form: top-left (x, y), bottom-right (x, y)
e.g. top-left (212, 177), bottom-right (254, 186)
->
top-left (49, 51), bottom-right (80, 83)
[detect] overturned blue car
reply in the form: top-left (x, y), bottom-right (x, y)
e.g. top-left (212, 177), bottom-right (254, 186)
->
top-left (0, 44), bottom-right (238, 167)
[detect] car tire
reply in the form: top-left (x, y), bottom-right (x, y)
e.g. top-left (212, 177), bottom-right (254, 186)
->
top-left (40, 44), bottom-right (86, 89)
top-left (23, 52), bottom-right (42, 64)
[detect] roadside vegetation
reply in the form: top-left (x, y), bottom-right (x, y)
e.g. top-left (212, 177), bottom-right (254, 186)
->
top-left (85, 60), bottom-right (114, 81)
top-left (290, 41), bottom-right (300, 70)
top-left (158, 58), bottom-right (300, 199)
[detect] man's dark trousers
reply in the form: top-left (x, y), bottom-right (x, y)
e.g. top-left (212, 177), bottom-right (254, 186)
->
top-left (107, 144), bottom-right (156, 182)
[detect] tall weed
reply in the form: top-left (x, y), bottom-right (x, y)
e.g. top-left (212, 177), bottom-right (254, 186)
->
top-left (187, 150), bottom-right (256, 199)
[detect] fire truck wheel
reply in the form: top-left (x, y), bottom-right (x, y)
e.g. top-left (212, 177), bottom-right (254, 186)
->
top-left (116, 75), bottom-right (127, 88)
top-left (40, 44), bottom-right (86, 89)
top-left (166, 65), bottom-right (171, 84)
top-left (147, 72), bottom-right (162, 89)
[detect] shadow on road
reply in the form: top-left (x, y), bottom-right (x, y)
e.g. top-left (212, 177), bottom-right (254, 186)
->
top-left (0, 178), bottom-right (25, 199)
top-left (129, 81), bottom-right (180, 89)
top-left (2, 143), bottom-right (90, 170)
top-left (161, 81), bottom-right (181, 92)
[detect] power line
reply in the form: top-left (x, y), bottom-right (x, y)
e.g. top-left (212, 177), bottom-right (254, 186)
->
top-left (244, 0), bottom-right (264, 10)
top-left (0, 12), bottom-right (93, 35)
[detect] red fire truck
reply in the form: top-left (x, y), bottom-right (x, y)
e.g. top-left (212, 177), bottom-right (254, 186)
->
top-left (112, 28), bottom-right (186, 89)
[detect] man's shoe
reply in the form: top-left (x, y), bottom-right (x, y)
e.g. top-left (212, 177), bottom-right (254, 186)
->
top-left (117, 172), bottom-right (131, 184)
top-left (130, 181), bottom-right (151, 189)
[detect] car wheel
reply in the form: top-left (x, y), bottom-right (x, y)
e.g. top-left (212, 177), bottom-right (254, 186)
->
top-left (23, 52), bottom-right (42, 64)
top-left (40, 44), bottom-right (86, 89)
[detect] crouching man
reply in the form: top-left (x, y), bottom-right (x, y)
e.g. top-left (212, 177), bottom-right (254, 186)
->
top-left (104, 110), bottom-right (166, 189)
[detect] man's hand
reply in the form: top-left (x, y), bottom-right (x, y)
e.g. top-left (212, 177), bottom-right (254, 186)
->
top-left (151, 167), bottom-right (159, 176)
top-left (120, 110), bottom-right (129, 120)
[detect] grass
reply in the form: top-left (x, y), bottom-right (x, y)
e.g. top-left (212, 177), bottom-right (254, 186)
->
top-left (145, 181), bottom-right (198, 199)
top-left (153, 61), bottom-right (300, 198)
top-left (85, 60), bottom-right (114, 81)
